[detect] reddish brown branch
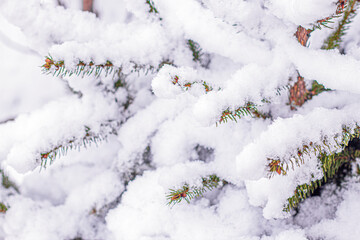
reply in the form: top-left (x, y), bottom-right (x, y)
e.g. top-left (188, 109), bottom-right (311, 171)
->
top-left (83, 0), bottom-right (94, 12)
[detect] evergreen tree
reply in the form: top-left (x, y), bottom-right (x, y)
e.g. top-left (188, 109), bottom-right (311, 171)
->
top-left (0, 0), bottom-right (360, 239)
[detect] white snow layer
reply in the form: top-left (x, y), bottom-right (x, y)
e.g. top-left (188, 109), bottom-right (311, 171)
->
top-left (0, 0), bottom-right (359, 239)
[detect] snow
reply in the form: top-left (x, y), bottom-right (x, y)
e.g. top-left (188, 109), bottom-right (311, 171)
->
top-left (308, 183), bottom-right (360, 240)
top-left (0, 0), bottom-right (359, 239)
top-left (266, 0), bottom-right (337, 27)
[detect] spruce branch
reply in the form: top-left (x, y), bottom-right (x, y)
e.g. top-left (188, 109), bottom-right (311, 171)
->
top-left (267, 125), bottom-right (360, 211)
top-left (293, 2), bottom-right (334, 110)
top-left (307, 80), bottom-right (331, 99)
top-left (216, 85), bottom-right (288, 125)
top-left (294, 0), bottom-right (351, 46)
top-left (284, 146), bottom-right (360, 212)
top-left (146, 0), bottom-right (159, 14)
top-left (217, 103), bottom-right (266, 125)
top-left (322, 0), bottom-right (359, 50)
top-left (187, 39), bottom-right (211, 68)
top-left (39, 124), bottom-right (116, 168)
top-left (268, 159), bottom-right (287, 176)
top-left (166, 175), bottom-right (227, 207)
top-left (42, 56), bottom-right (117, 78)
top-left (311, 0), bottom-right (347, 31)
top-left (172, 74), bottom-right (276, 124)
top-left (271, 125), bottom-right (360, 175)
top-left (0, 169), bottom-right (19, 193)
top-left (172, 75), bottom-right (213, 93)
top-left (0, 202), bottom-right (7, 213)
top-left (42, 56), bottom-right (160, 78)
top-left (187, 39), bottom-right (202, 63)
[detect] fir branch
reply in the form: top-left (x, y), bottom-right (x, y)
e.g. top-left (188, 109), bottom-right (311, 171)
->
top-left (217, 103), bottom-right (267, 125)
top-left (171, 74), bottom-right (276, 124)
top-left (0, 202), bottom-right (7, 213)
top-left (146, 0), bottom-right (159, 14)
top-left (39, 124), bottom-right (117, 168)
top-left (284, 147), bottom-right (360, 212)
top-left (274, 125), bottom-right (360, 174)
top-left (295, 0), bottom-right (350, 46)
top-left (311, 0), bottom-right (347, 31)
top-left (0, 169), bottom-right (19, 193)
top-left (307, 80), bottom-right (331, 99)
top-left (172, 75), bottom-right (213, 93)
top-left (322, 0), bottom-right (359, 50)
top-left (166, 175), bottom-right (227, 206)
top-left (187, 39), bottom-right (211, 68)
top-left (42, 56), bottom-right (160, 78)
top-left (268, 159), bottom-right (287, 176)
top-left (187, 39), bottom-right (202, 63)
top-left (270, 125), bottom-right (360, 211)
top-left (42, 56), bottom-right (117, 78)
top-left (217, 85), bottom-right (288, 125)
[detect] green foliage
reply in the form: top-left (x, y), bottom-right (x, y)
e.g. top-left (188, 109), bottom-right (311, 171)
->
top-left (283, 125), bottom-right (360, 212)
top-left (171, 73), bottom-right (276, 124)
top-left (285, 147), bottom-right (360, 212)
top-left (310, 0), bottom-right (347, 31)
top-left (186, 39), bottom-right (211, 68)
top-left (283, 2), bottom-right (356, 212)
top-left (171, 75), bottom-right (213, 93)
top-left (187, 39), bottom-right (202, 63)
top-left (217, 103), bottom-right (268, 125)
top-left (322, 0), bottom-right (359, 50)
top-left (40, 126), bottom-right (105, 168)
top-left (167, 175), bottom-right (227, 206)
top-left (146, 0), bottom-right (158, 14)
top-left (42, 56), bottom-right (117, 78)
top-left (312, 17), bottom-right (339, 31)
top-left (113, 75), bottom-right (127, 91)
top-left (0, 169), bottom-right (18, 192)
top-left (311, 12), bottom-right (342, 31)
top-left (0, 202), bottom-right (7, 213)
top-left (308, 80), bottom-right (331, 98)
top-left (42, 56), bottom-right (159, 78)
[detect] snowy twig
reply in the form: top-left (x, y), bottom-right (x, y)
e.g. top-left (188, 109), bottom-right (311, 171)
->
top-left (167, 175), bottom-right (227, 207)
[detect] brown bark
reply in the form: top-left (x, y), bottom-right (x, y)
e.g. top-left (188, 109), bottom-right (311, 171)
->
top-left (83, 0), bottom-right (93, 12)
top-left (289, 76), bottom-right (308, 109)
top-left (295, 26), bottom-right (311, 47)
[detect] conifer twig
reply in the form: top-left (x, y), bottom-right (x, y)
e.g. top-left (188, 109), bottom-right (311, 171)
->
top-left (146, 0), bottom-right (159, 14)
top-left (187, 39), bottom-right (211, 68)
top-left (42, 56), bottom-right (116, 78)
top-left (284, 146), bottom-right (360, 211)
top-left (171, 75), bottom-right (213, 93)
top-left (267, 125), bottom-right (360, 211)
top-left (322, 0), bottom-right (359, 50)
top-left (0, 202), bottom-right (7, 213)
top-left (217, 103), bottom-right (265, 124)
top-left (42, 56), bottom-right (165, 78)
top-left (39, 123), bottom-right (118, 168)
top-left (167, 175), bottom-right (227, 206)
top-left (311, 0), bottom-right (347, 31)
